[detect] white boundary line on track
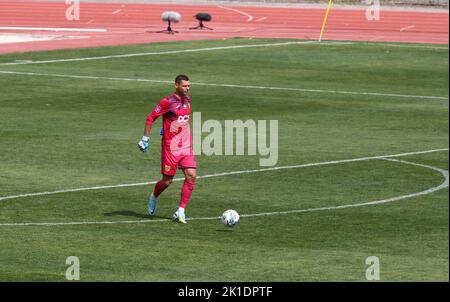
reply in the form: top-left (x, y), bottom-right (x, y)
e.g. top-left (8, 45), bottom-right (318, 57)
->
top-left (400, 25), bottom-right (415, 32)
top-left (344, 41), bottom-right (449, 50)
top-left (217, 5), bottom-right (254, 22)
top-left (359, 42), bottom-right (448, 50)
top-left (0, 148), bottom-right (448, 227)
top-left (0, 70), bottom-right (447, 100)
top-left (0, 26), bottom-right (107, 32)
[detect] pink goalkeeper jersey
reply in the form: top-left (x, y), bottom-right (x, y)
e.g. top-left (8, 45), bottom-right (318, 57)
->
top-left (146, 93), bottom-right (193, 153)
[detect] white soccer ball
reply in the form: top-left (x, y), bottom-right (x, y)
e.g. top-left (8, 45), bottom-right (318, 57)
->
top-left (221, 209), bottom-right (240, 227)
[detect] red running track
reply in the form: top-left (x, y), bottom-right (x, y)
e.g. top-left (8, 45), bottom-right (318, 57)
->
top-left (0, 1), bottom-right (448, 54)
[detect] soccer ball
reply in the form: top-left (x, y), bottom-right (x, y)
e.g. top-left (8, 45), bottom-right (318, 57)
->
top-left (221, 209), bottom-right (240, 227)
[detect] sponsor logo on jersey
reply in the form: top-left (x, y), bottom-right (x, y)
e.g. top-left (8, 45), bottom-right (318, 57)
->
top-left (178, 115), bottom-right (189, 123)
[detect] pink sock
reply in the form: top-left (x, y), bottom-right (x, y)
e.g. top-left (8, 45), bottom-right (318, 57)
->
top-left (180, 179), bottom-right (195, 209)
top-left (153, 180), bottom-right (168, 198)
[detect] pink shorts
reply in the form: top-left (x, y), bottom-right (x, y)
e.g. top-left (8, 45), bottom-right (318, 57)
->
top-left (161, 148), bottom-right (196, 176)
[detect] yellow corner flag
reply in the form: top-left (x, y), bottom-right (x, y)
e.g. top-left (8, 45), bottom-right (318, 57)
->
top-left (319, 0), bottom-right (333, 42)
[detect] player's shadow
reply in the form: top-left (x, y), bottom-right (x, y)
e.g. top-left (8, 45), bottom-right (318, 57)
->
top-left (103, 210), bottom-right (171, 220)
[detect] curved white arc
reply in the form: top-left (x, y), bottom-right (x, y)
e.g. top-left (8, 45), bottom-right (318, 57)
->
top-left (0, 41), bottom-right (317, 66)
top-left (0, 148), bottom-right (447, 202)
top-left (236, 158), bottom-right (449, 219)
top-left (217, 5), bottom-right (253, 22)
top-left (0, 156), bottom-right (447, 227)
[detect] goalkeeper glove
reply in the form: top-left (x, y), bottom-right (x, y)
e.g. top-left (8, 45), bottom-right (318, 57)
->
top-left (138, 136), bottom-right (149, 153)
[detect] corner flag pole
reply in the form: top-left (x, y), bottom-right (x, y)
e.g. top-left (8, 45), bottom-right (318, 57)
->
top-left (319, 0), bottom-right (333, 42)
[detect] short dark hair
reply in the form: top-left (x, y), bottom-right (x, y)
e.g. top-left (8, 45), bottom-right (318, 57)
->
top-left (175, 74), bottom-right (189, 83)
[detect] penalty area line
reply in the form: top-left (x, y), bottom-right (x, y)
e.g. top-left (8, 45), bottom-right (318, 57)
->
top-left (0, 147), bottom-right (447, 202)
top-left (0, 40), bottom-right (320, 66)
top-left (0, 40), bottom-right (445, 66)
top-left (0, 70), bottom-right (447, 101)
top-left (0, 148), bottom-right (448, 227)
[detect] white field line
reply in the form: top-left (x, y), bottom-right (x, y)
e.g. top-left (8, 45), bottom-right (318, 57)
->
top-left (0, 41), bottom-right (320, 66)
top-left (1, 148), bottom-right (445, 202)
top-left (0, 70), bottom-right (447, 101)
top-left (217, 5), bottom-right (254, 22)
top-left (0, 149), bottom-right (449, 226)
top-left (192, 82), bottom-right (449, 101)
top-left (0, 26), bottom-right (107, 32)
top-left (236, 158), bottom-right (449, 220)
top-left (0, 40), bottom-right (446, 66)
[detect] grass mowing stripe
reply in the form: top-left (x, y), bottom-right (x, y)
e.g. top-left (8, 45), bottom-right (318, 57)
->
top-left (0, 38), bottom-right (447, 281)
top-left (0, 70), bottom-right (447, 100)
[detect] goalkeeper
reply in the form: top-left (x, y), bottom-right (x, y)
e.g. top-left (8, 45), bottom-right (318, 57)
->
top-left (137, 75), bottom-right (196, 224)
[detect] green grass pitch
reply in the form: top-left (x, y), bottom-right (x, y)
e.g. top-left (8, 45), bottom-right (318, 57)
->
top-left (0, 38), bottom-right (448, 281)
